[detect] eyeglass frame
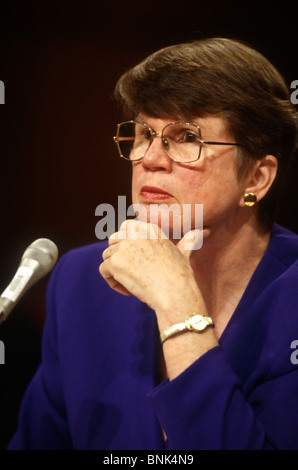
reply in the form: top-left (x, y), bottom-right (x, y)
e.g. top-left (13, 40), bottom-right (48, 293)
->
top-left (113, 120), bottom-right (242, 163)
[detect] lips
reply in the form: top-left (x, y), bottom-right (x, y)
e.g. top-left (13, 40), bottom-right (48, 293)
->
top-left (140, 186), bottom-right (173, 201)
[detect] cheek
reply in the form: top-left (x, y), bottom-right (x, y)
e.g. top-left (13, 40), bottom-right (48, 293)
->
top-left (181, 163), bottom-right (242, 220)
top-left (177, 167), bottom-right (213, 205)
top-left (131, 167), bottom-right (141, 200)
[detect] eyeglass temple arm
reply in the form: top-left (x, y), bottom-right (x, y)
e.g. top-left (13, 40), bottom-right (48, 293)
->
top-left (113, 134), bottom-right (241, 148)
top-left (202, 140), bottom-right (241, 146)
top-left (114, 136), bottom-right (135, 141)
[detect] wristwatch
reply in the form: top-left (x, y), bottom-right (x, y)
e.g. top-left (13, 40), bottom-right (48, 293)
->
top-left (160, 313), bottom-right (214, 343)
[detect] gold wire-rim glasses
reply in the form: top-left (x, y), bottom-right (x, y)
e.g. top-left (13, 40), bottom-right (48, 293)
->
top-left (113, 120), bottom-right (242, 163)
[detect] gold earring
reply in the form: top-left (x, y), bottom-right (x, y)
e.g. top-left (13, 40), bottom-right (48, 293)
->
top-left (244, 192), bottom-right (257, 207)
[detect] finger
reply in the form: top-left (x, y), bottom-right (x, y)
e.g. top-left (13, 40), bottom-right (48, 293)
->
top-left (103, 275), bottom-right (132, 296)
top-left (102, 244), bottom-right (116, 260)
top-left (117, 219), bottom-right (169, 241)
top-left (177, 229), bottom-right (203, 258)
top-left (108, 231), bottom-right (123, 245)
top-left (108, 220), bottom-right (136, 245)
top-left (109, 219), bottom-right (169, 243)
top-left (104, 276), bottom-right (132, 296)
top-left (99, 261), bottom-right (131, 296)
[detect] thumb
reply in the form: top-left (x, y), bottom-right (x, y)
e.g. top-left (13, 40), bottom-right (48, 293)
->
top-left (176, 229), bottom-right (203, 258)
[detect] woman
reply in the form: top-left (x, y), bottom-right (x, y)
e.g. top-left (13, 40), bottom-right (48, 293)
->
top-left (9, 38), bottom-right (298, 449)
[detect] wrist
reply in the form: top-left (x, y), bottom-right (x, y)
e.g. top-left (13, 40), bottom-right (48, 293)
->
top-left (162, 327), bottom-right (218, 380)
top-left (155, 297), bottom-right (207, 332)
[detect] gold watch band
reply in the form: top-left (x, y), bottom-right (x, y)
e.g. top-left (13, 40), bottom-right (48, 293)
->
top-left (160, 313), bottom-right (214, 344)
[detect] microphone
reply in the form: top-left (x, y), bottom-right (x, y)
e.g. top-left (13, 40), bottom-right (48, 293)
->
top-left (0, 238), bottom-right (58, 324)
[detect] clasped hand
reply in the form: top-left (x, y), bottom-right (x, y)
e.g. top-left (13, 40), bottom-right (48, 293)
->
top-left (99, 220), bottom-right (205, 332)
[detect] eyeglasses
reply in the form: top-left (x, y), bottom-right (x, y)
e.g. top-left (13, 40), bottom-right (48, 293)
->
top-left (113, 120), bottom-right (241, 163)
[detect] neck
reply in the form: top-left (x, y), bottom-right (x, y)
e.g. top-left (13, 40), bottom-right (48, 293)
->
top-left (190, 217), bottom-right (271, 338)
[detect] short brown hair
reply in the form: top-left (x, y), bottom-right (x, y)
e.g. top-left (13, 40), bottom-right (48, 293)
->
top-left (115, 38), bottom-right (298, 230)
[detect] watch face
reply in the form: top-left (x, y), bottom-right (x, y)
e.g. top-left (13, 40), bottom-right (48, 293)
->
top-left (188, 314), bottom-right (208, 331)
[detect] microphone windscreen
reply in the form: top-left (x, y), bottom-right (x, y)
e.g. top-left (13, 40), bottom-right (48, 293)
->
top-left (21, 238), bottom-right (59, 275)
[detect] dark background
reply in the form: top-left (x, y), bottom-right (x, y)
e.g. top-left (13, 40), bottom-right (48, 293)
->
top-left (0, 0), bottom-right (297, 449)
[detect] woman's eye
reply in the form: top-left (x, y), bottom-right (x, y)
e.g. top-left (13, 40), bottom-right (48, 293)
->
top-left (141, 128), bottom-right (151, 140)
top-left (181, 131), bottom-right (199, 143)
top-left (165, 129), bottom-right (200, 144)
top-left (135, 124), bottom-right (152, 141)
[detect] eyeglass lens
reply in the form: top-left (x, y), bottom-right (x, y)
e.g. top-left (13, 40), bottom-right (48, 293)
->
top-left (117, 122), bottom-right (202, 162)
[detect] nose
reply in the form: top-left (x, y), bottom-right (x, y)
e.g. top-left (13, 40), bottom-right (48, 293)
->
top-left (141, 133), bottom-right (172, 172)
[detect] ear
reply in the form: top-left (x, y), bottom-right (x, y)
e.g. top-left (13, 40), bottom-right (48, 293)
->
top-left (240, 155), bottom-right (278, 206)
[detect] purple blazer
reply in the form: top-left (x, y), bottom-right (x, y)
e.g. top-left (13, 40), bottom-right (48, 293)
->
top-left (8, 224), bottom-right (298, 449)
